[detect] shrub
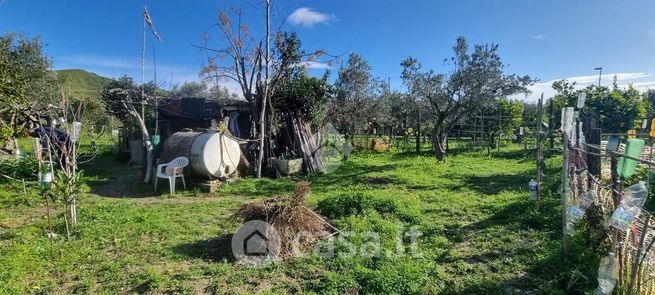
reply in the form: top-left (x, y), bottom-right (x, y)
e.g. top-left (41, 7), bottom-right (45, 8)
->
top-left (0, 157), bottom-right (38, 180)
top-left (316, 191), bottom-right (421, 222)
top-left (0, 181), bottom-right (40, 207)
top-left (354, 258), bottom-right (439, 294)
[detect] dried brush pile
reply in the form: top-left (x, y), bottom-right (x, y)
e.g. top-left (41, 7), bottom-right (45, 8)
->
top-left (231, 181), bottom-right (335, 258)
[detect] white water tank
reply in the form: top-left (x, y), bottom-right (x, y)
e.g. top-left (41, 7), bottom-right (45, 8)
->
top-left (161, 131), bottom-right (241, 178)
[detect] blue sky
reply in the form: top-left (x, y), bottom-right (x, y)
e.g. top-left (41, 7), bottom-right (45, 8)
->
top-left (2, 0), bottom-right (655, 100)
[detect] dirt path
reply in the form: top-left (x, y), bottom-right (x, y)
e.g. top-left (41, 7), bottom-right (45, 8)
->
top-left (91, 166), bottom-right (145, 197)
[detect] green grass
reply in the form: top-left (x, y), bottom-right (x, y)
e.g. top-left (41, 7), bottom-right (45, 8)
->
top-left (0, 145), bottom-right (588, 294)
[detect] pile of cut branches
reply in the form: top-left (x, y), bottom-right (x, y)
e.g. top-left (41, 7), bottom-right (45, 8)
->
top-left (232, 181), bottom-right (336, 258)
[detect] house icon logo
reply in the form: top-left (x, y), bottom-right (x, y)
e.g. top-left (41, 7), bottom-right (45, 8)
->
top-left (232, 220), bottom-right (281, 264)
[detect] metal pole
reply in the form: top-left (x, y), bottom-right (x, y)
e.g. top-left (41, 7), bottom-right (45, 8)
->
top-left (561, 133), bottom-right (570, 257)
top-left (595, 67), bottom-right (603, 87)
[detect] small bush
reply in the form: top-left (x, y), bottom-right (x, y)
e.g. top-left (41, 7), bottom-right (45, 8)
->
top-left (354, 259), bottom-right (439, 294)
top-left (0, 182), bottom-right (40, 207)
top-left (0, 157), bottom-right (38, 180)
top-left (316, 191), bottom-right (421, 222)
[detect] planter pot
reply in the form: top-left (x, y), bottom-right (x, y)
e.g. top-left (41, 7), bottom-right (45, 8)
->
top-left (273, 158), bottom-right (303, 176)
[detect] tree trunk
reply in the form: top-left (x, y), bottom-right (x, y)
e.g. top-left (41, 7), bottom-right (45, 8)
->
top-left (415, 109), bottom-right (421, 153)
top-left (122, 101), bottom-right (153, 183)
top-left (434, 131), bottom-right (447, 161)
top-left (137, 122), bottom-right (154, 183)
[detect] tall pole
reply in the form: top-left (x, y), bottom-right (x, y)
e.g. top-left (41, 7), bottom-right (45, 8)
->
top-left (548, 98), bottom-right (554, 149)
top-left (497, 102), bottom-right (501, 153)
top-left (535, 94), bottom-right (544, 209)
top-left (416, 106), bottom-right (421, 153)
top-left (153, 45), bottom-right (158, 136)
top-left (256, 0), bottom-right (271, 178)
top-left (141, 1), bottom-right (146, 141)
top-left (594, 67), bottom-right (603, 87)
top-left (598, 68), bottom-right (602, 87)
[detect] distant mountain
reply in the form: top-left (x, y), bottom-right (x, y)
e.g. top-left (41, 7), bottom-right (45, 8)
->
top-left (56, 69), bottom-right (112, 99)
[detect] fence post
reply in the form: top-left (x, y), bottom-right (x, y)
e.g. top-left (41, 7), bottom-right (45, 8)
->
top-left (583, 115), bottom-right (601, 187)
top-left (536, 95), bottom-right (544, 209)
top-left (610, 155), bottom-right (620, 207)
top-left (561, 133), bottom-right (569, 257)
top-left (549, 98), bottom-right (554, 150)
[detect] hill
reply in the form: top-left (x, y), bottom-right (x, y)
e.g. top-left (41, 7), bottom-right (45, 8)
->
top-left (56, 69), bottom-right (112, 99)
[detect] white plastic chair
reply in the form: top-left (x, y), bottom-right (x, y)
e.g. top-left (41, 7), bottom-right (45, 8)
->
top-left (154, 156), bottom-right (188, 194)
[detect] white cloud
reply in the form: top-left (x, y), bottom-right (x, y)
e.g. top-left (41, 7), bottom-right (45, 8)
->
top-left (300, 60), bottom-right (332, 70)
top-left (514, 72), bottom-right (655, 102)
top-left (531, 34), bottom-right (544, 40)
top-left (288, 7), bottom-right (334, 28)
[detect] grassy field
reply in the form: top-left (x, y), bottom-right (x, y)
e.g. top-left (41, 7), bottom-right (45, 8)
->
top-left (0, 145), bottom-right (587, 294)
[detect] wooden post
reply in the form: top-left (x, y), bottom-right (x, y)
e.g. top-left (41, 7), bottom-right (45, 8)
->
top-left (628, 215), bottom-right (651, 294)
top-left (584, 115), bottom-right (601, 178)
top-left (609, 151), bottom-right (621, 257)
top-left (610, 155), bottom-right (620, 207)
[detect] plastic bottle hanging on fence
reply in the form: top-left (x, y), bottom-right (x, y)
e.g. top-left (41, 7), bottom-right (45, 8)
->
top-left (561, 107), bottom-right (574, 137)
top-left (71, 122), bottom-right (82, 143)
top-left (577, 93), bottom-right (586, 109)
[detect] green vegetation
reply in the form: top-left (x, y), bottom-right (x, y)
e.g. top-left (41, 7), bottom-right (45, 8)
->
top-left (0, 145), bottom-right (590, 294)
top-left (56, 69), bottom-right (111, 100)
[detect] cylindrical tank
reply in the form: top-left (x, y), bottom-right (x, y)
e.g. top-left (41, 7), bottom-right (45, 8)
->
top-left (160, 130), bottom-right (241, 178)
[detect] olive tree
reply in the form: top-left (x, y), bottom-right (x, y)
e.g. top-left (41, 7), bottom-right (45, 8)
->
top-left (0, 33), bottom-right (58, 153)
top-left (327, 53), bottom-right (377, 141)
top-left (401, 37), bottom-right (533, 161)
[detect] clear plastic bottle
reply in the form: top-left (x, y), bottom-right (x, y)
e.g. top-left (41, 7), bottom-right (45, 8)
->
top-left (610, 182), bottom-right (647, 230)
top-left (596, 253), bottom-right (618, 295)
top-left (622, 181), bottom-right (647, 211)
top-left (578, 190), bottom-right (596, 210)
top-left (529, 179), bottom-right (538, 200)
top-left (566, 205), bottom-right (585, 235)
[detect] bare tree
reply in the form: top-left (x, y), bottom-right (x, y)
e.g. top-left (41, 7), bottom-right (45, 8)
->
top-left (34, 90), bottom-right (99, 237)
top-left (198, 1), bottom-right (334, 177)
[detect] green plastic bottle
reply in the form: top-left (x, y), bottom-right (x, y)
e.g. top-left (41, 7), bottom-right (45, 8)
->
top-left (617, 138), bottom-right (645, 179)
